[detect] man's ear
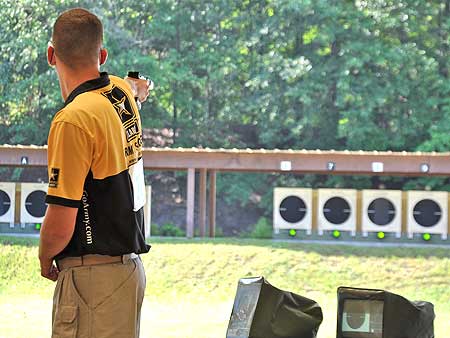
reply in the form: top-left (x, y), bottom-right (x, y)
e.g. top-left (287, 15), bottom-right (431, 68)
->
top-left (47, 45), bottom-right (56, 66)
top-left (99, 48), bottom-right (108, 66)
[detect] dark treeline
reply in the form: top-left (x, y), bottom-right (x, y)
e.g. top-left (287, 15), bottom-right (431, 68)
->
top-left (1, 1), bottom-right (449, 227)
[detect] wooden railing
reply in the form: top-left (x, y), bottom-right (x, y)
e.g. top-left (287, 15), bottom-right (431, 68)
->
top-left (1, 145), bottom-right (449, 237)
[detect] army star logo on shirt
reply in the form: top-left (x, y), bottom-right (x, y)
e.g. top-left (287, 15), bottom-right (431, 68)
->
top-left (102, 85), bottom-right (141, 143)
top-left (114, 96), bottom-right (133, 120)
top-left (102, 86), bottom-right (133, 121)
top-left (49, 168), bottom-right (60, 188)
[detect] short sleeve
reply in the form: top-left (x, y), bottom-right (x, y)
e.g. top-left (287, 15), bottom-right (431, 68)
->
top-left (45, 121), bottom-right (93, 208)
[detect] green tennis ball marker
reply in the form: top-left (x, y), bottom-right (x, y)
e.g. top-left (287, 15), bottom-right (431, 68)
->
top-left (332, 230), bottom-right (341, 238)
top-left (422, 233), bottom-right (431, 241)
top-left (289, 229), bottom-right (297, 237)
top-left (377, 231), bottom-right (385, 239)
top-left (35, 223), bottom-right (41, 230)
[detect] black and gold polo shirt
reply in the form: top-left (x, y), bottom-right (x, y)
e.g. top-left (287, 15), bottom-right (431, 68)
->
top-left (46, 72), bottom-right (150, 259)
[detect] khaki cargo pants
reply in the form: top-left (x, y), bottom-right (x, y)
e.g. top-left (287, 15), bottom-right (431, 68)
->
top-left (52, 257), bottom-right (146, 338)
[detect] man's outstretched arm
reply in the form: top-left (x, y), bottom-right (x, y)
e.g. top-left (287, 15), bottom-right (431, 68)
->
top-left (39, 205), bottom-right (77, 281)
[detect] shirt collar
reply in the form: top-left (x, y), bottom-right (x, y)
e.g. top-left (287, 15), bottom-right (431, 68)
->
top-left (64, 72), bottom-right (110, 106)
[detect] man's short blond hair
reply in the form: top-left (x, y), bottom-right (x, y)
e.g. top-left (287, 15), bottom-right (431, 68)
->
top-left (52, 8), bottom-right (103, 69)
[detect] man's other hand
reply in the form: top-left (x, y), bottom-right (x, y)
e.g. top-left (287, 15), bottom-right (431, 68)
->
top-left (125, 76), bottom-right (152, 103)
top-left (40, 257), bottom-right (59, 281)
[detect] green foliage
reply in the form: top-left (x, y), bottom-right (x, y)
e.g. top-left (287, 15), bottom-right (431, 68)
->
top-left (2, 0), bottom-right (449, 151)
top-left (216, 173), bottom-right (270, 207)
top-left (213, 226), bottom-right (224, 238)
top-left (152, 223), bottom-right (186, 237)
top-left (246, 217), bottom-right (273, 239)
top-left (11, 168), bottom-right (23, 182)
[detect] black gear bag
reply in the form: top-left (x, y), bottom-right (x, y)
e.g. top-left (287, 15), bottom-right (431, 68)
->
top-left (226, 277), bottom-right (323, 338)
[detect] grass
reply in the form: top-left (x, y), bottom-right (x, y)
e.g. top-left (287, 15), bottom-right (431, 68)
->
top-left (0, 236), bottom-right (449, 337)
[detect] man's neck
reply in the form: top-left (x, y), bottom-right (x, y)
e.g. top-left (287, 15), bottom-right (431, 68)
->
top-left (57, 66), bottom-right (101, 101)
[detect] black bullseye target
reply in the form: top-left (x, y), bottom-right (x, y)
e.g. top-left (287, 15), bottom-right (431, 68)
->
top-left (413, 199), bottom-right (441, 228)
top-left (323, 197), bottom-right (351, 224)
top-left (367, 198), bottom-right (396, 226)
top-left (279, 196), bottom-right (307, 223)
top-left (25, 190), bottom-right (47, 218)
top-left (0, 190), bottom-right (11, 217)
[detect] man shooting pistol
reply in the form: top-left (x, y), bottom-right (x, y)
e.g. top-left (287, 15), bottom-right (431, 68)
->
top-left (39, 8), bottom-right (151, 338)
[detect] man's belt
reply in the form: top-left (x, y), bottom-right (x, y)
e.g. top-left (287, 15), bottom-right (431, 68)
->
top-left (56, 253), bottom-right (138, 271)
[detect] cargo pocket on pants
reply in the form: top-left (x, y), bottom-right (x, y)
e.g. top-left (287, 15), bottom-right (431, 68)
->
top-left (52, 305), bottom-right (78, 338)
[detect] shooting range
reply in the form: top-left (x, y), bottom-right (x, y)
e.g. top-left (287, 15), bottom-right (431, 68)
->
top-left (1, 1), bottom-right (449, 337)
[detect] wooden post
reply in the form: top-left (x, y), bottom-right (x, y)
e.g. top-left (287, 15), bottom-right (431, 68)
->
top-left (356, 190), bottom-right (362, 234)
top-left (186, 168), bottom-right (195, 238)
top-left (209, 170), bottom-right (216, 237)
top-left (199, 169), bottom-right (207, 237)
top-left (312, 190), bottom-right (318, 233)
top-left (402, 191), bottom-right (408, 236)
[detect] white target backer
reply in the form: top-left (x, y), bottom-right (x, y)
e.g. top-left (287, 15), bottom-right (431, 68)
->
top-left (362, 190), bottom-right (402, 237)
top-left (20, 183), bottom-right (48, 224)
top-left (273, 188), bottom-right (313, 234)
top-left (407, 191), bottom-right (448, 240)
top-left (0, 182), bottom-right (16, 226)
top-left (317, 189), bottom-right (357, 235)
